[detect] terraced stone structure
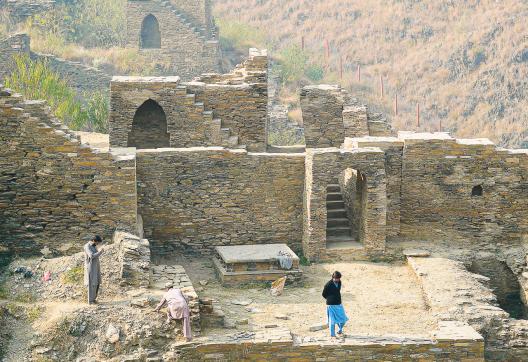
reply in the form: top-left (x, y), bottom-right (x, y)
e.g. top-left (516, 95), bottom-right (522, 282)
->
top-left (126, 0), bottom-right (221, 79)
top-left (3, 48), bottom-right (528, 360)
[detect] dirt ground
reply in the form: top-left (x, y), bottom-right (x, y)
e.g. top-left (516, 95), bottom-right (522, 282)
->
top-left (173, 258), bottom-right (437, 338)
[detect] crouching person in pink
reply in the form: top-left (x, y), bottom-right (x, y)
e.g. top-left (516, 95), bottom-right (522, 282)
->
top-left (154, 282), bottom-right (192, 341)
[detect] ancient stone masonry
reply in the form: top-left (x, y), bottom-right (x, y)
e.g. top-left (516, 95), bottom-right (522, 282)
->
top-left (110, 49), bottom-right (268, 152)
top-left (398, 132), bottom-right (528, 248)
top-left (0, 33), bottom-right (30, 82)
top-left (135, 148), bottom-right (305, 257)
top-left (0, 85), bottom-right (137, 256)
top-left (1, 0), bottom-right (55, 24)
top-left (126, 0), bottom-right (221, 79)
top-left (30, 52), bottom-right (112, 97)
top-left (300, 84), bottom-right (393, 148)
top-left (176, 325), bottom-right (484, 361)
top-left (303, 147), bottom-right (387, 261)
top-left (114, 231), bottom-right (151, 288)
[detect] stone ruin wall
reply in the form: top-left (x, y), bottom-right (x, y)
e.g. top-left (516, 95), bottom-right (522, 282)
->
top-left (135, 148), bottom-right (305, 257)
top-left (110, 50), bottom-right (268, 152)
top-left (126, 0), bottom-right (221, 80)
top-left (300, 84), bottom-right (393, 148)
top-left (398, 134), bottom-right (528, 249)
top-left (0, 85), bottom-right (137, 257)
top-left (0, 34), bottom-right (112, 99)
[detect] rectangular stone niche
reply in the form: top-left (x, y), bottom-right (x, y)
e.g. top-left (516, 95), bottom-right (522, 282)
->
top-left (213, 244), bottom-right (303, 286)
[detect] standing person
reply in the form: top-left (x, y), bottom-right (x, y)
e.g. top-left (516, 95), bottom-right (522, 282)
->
top-left (322, 271), bottom-right (349, 337)
top-left (154, 282), bottom-right (192, 341)
top-left (84, 235), bottom-right (104, 305)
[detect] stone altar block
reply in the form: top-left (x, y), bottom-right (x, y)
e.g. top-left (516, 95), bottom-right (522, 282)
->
top-left (213, 244), bottom-right (303, 286)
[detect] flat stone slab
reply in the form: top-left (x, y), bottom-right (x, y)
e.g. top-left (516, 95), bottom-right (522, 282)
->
top-left (403, 249), bottom-right (431, 257)
top-left (215, 244), bottom-right (299, 264)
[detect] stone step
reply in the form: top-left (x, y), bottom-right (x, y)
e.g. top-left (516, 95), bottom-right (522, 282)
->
top-left (326, 235), bottom-right (358, 244)
top-left (327, 209), bottom-right (347, 218)
top-left (326, 200), bottom-right (345, 210)
top-left (326, 240), bottom-right (363, 251)
top-left (326, 192), bottom-right (343, 201)
top-left (327, 218), bottom-right (349, 227)
top-left (327, 184), bottom-right (341, 193)
top-left (220, 128), bottom-right (231, 140)
top-left (227, 135), bottom-right (239, 147)
top-left (327, 226), bottom-right (352, 237)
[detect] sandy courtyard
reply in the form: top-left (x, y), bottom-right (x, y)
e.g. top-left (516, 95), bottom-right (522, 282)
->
top-left (172, 258), bottom-right (437, 338)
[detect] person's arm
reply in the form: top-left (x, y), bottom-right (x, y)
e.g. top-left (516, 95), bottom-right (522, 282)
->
top-left (154, 297), bottom-right (167, 312)
top-left (85, 244), bottom-right (103, 259)
top-left (322, 282), bottom-right (329, 299)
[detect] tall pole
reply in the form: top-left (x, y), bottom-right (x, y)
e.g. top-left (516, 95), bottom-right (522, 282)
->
top-left (324, 39), bottom-right (330, 62)
top-left (379, 75), bottom-right (384, 98)
top-left (340, 55), bottom-right (343, 80)
top-left (394, 94), bottom-right (398, 116)
top-left (301, 36), bottom-right (305, 51)
top-left (416, 103), bottom-right (420, 128)
top-left (357, 65), bottom-right (361, 82)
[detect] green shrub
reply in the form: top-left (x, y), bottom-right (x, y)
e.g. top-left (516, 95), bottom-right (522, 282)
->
top-left (275, 45), bottom-right (309, 85)
top-left (5, 55), bottom-right (109, 131)
top-left (305, 64), bottom-right (325, 82)
top-left (61, 266), bottom-right (83, 285)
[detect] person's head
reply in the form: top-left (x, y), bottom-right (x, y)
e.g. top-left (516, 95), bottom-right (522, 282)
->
top-left (92, 235), bottom-right (103, 245)
top-left (332, 271), bottom-right (342, 283)
top-left (164, 282), bottom-right (173, 291)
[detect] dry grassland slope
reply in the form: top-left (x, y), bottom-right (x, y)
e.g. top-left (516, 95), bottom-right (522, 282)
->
top-left (215, 0), bottom-right (528, 147)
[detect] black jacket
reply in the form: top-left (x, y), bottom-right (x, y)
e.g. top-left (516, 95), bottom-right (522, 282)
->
top-left (322, 280), bottom-right (342, 305)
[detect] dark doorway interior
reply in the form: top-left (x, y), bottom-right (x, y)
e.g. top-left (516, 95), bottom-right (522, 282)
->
top-left (140, 14), bottom-right (161, 49)
top-left (128, 99), bottom-right (170, 149)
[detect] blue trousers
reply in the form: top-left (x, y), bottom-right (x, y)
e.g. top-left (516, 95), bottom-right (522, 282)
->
top-left (329, 321), bottom-right (345, 336)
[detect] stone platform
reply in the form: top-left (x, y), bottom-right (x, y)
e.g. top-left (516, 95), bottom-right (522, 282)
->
top-left (213, 244), bottom-right (303, 286)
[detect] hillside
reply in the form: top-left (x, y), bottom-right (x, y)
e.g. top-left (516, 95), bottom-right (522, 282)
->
top-left (214, 0), bottom-right (528, 148)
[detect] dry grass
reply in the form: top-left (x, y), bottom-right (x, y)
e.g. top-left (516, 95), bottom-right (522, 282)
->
top-left (215, 0), bottom-right (528, 147)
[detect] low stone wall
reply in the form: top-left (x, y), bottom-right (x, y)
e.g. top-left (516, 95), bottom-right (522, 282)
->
top-left (0, 33), bottom-right (30, 81)
top-left (135, 148), bottom-right (305, 256)
top-left (0, 86), bottom-right (137, 256)
top-left (176, 325), bottom-right (484, 361)
top-left (31, 52), bottom-right (112, 97)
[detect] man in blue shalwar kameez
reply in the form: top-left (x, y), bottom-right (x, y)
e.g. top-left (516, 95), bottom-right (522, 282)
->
top-left (322, 271), bottom-right (349, 337)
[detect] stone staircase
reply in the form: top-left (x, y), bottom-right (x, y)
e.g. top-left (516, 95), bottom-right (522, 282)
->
top-left (177, 85), bottom-right (243, 149)
top-left (155, 0), bottom-right (215, 40)
top-left (326, 180), bottom-right (356, 248)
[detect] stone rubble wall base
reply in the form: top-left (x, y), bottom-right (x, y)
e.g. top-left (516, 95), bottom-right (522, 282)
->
top-left (175, 326), bottom-right (484, 361)
top-left (114, 231), bottom-right (151, 288)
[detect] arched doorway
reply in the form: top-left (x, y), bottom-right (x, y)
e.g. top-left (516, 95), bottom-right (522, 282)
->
top-left (127, 99), bottom-right (170, 149)
top-left (140, 14), bottom-right (161, 49)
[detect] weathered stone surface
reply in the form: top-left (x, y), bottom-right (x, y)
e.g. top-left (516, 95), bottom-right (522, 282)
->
top-left (126, 0), bottom-right (220, 80)
top-left (0, 85), bottom-right (137, 255)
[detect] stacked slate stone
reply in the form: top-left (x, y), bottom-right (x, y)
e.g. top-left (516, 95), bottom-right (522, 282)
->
top-left (114, 231), bottom-right (151, 288)
top-left (0, 85), bottom-right (137, 257)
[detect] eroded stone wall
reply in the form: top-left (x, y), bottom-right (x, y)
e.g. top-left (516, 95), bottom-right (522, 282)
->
top-left (0, 33), bottom-right (30, 81)
top-left (399, 133), bottom-right (528, 248)
top-left (135, 148), bottom-right (305, 256)
top-left (126, 0), bottom-right (221, 79)
top-left (0, 87), bottom-right (137, 256)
